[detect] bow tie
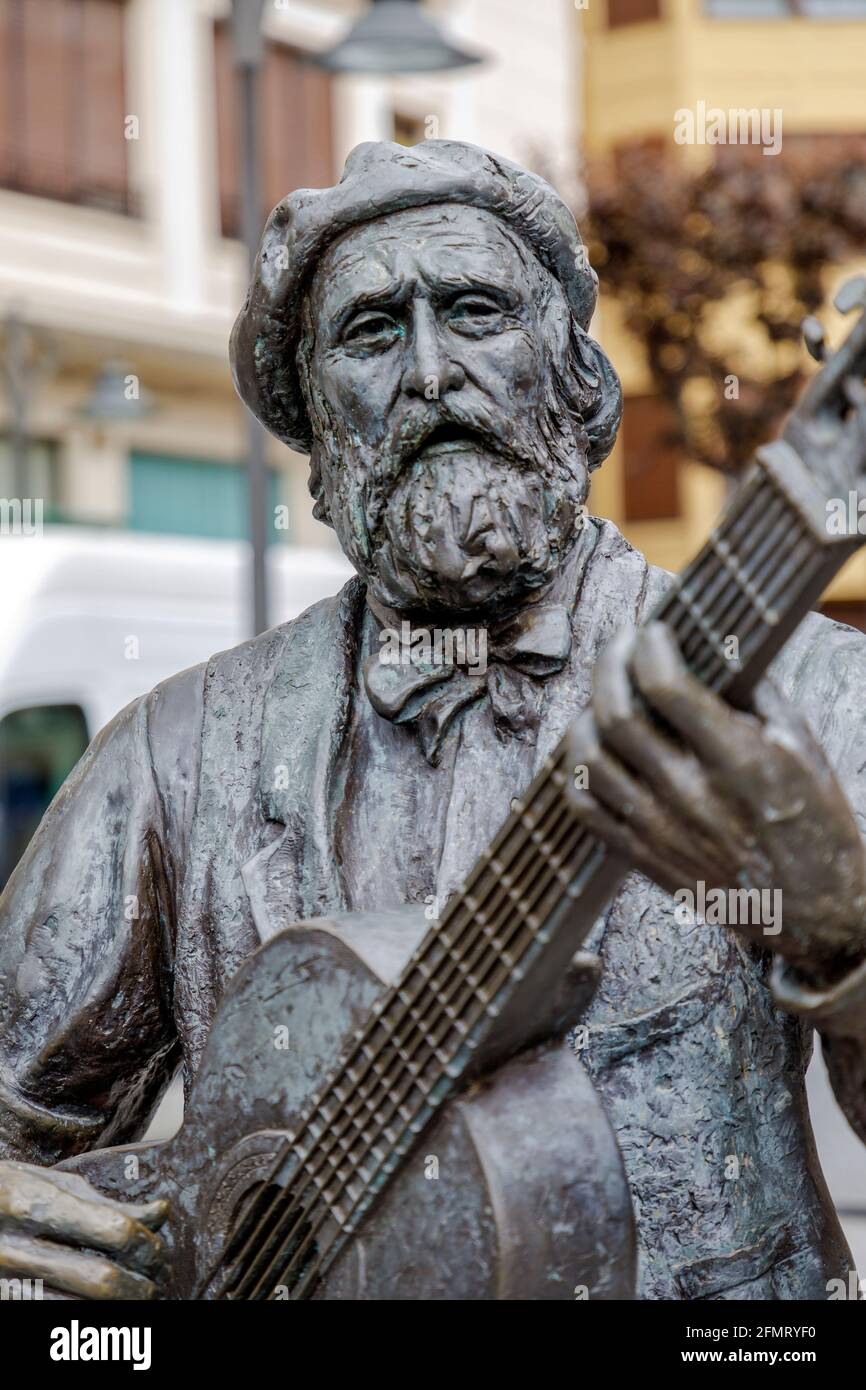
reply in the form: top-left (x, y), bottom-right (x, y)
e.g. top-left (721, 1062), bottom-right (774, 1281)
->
top-left (363, 599), bottom-right (573, 765)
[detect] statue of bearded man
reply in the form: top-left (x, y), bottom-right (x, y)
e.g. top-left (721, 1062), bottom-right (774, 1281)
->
top-left (3, 141), bottom-right (866, 1301)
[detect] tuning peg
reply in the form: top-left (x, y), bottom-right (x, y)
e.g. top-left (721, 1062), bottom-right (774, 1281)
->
top-left (802, 317), bottom-right (827, 363)
top-left (834, 276), bottom-right (866, 316)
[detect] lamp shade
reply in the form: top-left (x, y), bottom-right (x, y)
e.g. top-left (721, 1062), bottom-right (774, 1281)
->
top-left (78, 363), bottom-right (154, 423)
top-left (315, 0), bottom-right (483, 75)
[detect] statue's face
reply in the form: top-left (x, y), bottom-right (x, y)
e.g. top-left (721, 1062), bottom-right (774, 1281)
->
top-left (300, 203), bottom-right (590, 614)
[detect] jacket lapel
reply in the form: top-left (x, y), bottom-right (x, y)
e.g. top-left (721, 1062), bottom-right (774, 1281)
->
top-left (242, 575), bottom-right (366, 942)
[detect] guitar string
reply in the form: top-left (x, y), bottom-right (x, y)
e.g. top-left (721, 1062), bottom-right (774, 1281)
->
top-left (710, 537), bottom-right (820, 679)
top-left (675, 479), bottom-right (790, 652)
top-left (685, 520), bottom-right (813, 686)
top-left (678, 491), bottom-right (788, 661)
top-left (676, 493), bottom-right (784, 661)
top-left (694, 540), bottom-right (824, 688)
top-left (682, 496), bottom-right (799, 665)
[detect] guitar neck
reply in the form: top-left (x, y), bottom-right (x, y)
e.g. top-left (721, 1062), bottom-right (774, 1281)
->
top-left (654, 440), bottom-right (853, 702)
top-left (218, 440), bottom-right (860, 1300)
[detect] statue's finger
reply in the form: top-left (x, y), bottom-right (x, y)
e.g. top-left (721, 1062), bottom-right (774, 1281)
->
top-left (630, 624), bottom-right (767, 790)
top-left (17, 1164), bottom-right (168, 1232)
top-left (592, 625), bottom-right (638, 726)
top-left (0, 1169), bottom-right (164, 1276)
top-left (0, 1231), bottom-right (159, 1300)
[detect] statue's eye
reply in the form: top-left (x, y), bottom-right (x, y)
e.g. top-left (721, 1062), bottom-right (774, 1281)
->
top-left (342, 313), bottom-right (401, 349)
top-left (447, 296), bottom-right (506, 332)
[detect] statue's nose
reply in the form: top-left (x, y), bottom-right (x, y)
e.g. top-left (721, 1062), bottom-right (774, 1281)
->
top-left (400, 300), bottom-right (466, 399)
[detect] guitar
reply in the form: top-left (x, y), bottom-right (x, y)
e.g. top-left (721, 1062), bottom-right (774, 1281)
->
top-left (60, 277), bottom-right (866, 1300)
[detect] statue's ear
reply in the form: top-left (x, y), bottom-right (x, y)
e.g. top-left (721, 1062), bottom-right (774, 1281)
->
top-left (542, 276), bottom-right (622, 472)
top-left (571, 327), bottom-right (623, 472)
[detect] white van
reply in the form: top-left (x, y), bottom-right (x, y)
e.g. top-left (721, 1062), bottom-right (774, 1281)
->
top-left (0, 528), bottom-right (352, 887)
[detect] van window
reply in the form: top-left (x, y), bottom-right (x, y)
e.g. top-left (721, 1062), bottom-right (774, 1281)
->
top-left (0, 705), bottom-right (90, 889)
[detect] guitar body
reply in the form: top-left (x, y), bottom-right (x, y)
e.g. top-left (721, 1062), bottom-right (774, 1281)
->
top-left (60, 907), bottom-right (636, 1300)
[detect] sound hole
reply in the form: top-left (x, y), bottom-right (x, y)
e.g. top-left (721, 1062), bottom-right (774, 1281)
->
top-left (220, 1180), bottom-right (320, 1300)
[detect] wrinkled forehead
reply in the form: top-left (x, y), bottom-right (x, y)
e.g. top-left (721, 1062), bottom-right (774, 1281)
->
top-left (306, 203), bottom-right (538, 325)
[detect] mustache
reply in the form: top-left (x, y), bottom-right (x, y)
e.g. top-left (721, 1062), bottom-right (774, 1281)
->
top-left (386, 402), bottom-right (539, 478)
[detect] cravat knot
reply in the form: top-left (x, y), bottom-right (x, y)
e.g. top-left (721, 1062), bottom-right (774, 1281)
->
top-left (363, 600), bottom-right (573, 765)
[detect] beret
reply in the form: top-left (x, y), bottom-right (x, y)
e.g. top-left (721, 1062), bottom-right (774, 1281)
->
top-left (230, 139), bottom-right (598, 456)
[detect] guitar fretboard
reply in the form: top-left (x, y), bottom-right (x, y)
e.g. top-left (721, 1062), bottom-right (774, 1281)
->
top-left (217, 454), bottom-right (840, 1300)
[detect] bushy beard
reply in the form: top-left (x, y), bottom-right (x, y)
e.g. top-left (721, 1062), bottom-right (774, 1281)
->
top-left (375, 450), bottom-right (580, 611)
top-left (311, 393), bottom-right (591, 616)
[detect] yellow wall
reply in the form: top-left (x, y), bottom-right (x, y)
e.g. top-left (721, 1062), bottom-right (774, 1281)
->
top-left (584, 0), bottom-right (866, 154)
top-left (581, 0), bottom-right (866, 600)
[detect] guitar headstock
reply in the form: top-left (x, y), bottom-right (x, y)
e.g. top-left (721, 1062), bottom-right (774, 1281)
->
top-left (783, 275), bottom-right (866, 503)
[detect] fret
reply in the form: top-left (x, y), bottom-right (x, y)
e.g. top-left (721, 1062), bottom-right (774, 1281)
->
top-left (729, 539), bottom-right (820, 667)
top-left (658, 467), bottom-right (825, 697)
top-left (668, 476), bottom-right (769, 628)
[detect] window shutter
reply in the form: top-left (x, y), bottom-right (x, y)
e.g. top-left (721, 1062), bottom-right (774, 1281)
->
top-left (80, 0), bottom-right (128, 210)
top-left (622, 394), bottom-right (683, 523)
top-left (214, 24), bottom-right (334, 240)
top-left (607, 0), bottom-right (662, 27)
top-left (0, 0), bottom-right (128, 211)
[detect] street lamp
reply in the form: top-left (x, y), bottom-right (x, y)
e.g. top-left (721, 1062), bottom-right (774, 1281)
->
top-left (231, 0), bottom-right (269, 639)
top-left (78, 362), bottom-right (155, 423)
top-left (316, 0), bottom-right (483, 74)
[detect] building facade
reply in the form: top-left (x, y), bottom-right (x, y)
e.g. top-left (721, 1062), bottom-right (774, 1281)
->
top-left (578, 0), bottom-right (866, 615)
top-left (0, 0), bottom-right (581, 549)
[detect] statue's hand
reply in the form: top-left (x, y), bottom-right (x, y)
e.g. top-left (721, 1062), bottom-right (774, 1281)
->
top-left (0, 1160), bottom-right (167, 1299)
top-left (567, 622), bottom-right (866, 984)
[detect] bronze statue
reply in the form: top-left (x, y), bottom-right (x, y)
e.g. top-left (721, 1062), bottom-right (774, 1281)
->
top-left (3, 140), bottom-right (866, 1300)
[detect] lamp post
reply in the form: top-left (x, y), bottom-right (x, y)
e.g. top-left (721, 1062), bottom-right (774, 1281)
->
top-left (1, 313), bottom-right (55, 511)
top-left (231, 0), bottom-right (269, 638)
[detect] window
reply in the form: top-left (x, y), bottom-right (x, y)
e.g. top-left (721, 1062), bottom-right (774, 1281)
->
top-left (393, 112), bottom-right (428, 147)
top-left (129, 452), bottom-right (290, 544)
top-left (621, 395), bottom-right (682, 523)
top-left (704, 1), bottom-right (791, 14)
top-left (0, 704), bottom-right (89, 888)
top-left (213, 25), bottom-right (333, 239)
top-left (0, 0), bottom-right (130, 212)
top-left (0, 437), bottom-right (60, 515)
top-left (705, 1), bottom-right (866, 15)
top-left (607, 0), bottom-right (662, 26)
